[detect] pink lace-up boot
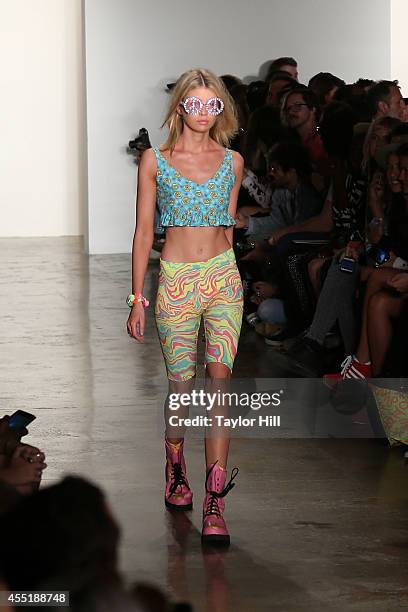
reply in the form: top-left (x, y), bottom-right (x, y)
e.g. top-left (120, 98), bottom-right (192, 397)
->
top-left (165, 438), bottom-right (193, 511)
top-left (201, 461), bottom-right (239, 546)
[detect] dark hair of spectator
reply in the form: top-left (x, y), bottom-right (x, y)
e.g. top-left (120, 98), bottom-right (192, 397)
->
top-left (267, 141), bottom-right (311, 178)
top-left (334, 84), bottom-right (371, 122)
top-left (0, 476), bottom-right (121, 594)
top-left (335, 84), bottom-right (359, 103)
top-left (229, 82), bottom-right (250, 153)
top-left (267, 56), bottom-right (297, 80)
top-left (220, 74), bottom-right (243, 92)
top-left (308, 72), bottom-right (346, 107)
top-left (246, 80), bottom-right (268, 112)
top-left (243, 106), bottom-right (290, 173)
top-left (266, 70), bottom-right (297, 85)
top-left (366, 80), bottom-right (400, 118)
top-left (276, 81), bottom-right (300, 108)
top-left (319, 101), bottom-right (358, 158)
top-left (354, 78), bottom-right (375, 90)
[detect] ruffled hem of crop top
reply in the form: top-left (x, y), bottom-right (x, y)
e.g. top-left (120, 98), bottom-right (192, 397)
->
top-left (153, 146), bottom-right (236, 228)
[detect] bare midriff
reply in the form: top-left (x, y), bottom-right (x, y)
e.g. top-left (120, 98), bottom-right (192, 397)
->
top-left (160, 226), bottom-right (231, 263)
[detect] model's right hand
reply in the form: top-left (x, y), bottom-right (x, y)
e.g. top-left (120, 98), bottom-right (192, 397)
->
top-left (127, 303), bottom-right (146, 343)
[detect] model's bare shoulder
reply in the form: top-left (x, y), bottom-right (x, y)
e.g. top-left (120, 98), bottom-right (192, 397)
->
top-left (231, 150), bottom-right (244, 176)
top-left (138, 147), bottom-right (157, 178)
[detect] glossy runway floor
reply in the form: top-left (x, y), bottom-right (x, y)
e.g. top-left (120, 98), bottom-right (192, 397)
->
top-left (1, 237), bottom-right (408, 612)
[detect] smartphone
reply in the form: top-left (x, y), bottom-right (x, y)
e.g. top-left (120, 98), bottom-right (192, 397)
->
top-left (340, 256), bottom-right (356, 273)
top-left (8, 410), bottom-right (36, 429)
top-left (367, 245), bottom-right (390, 267)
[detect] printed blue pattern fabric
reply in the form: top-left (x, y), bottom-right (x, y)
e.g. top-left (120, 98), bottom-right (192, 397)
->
top-left (153, 147), bottom-right (236, 230)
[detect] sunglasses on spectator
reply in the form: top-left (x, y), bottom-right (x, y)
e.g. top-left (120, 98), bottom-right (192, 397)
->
top-left (180, 96), bottom-right (224, 116)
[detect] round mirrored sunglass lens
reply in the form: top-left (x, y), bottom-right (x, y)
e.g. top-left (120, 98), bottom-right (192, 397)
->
top-left (182, 96), bottom-right (202, 115)
top-left (206, 97), bottom-right (224, 115)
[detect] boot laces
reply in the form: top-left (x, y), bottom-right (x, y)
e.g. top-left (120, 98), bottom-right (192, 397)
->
top-left (204, 462), bottom-right (239, 517)
top-left (169, 462), bottom-right (189, 497)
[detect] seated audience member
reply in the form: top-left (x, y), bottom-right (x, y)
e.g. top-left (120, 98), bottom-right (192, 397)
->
top-left (246, 80), bottom-right (269, 112)
top-left (353, 78), bottom-right (375, 93)
top-left (240, 106), bottom-right (293, 213)
top-left (308, 72), bottom-right (346, 111)
top-left (0, 477), bottom-right (144, 612)
top-left (282, 86), bottom-right (330, 183)
top-left (288, 142), bottom-right (401, 376)
top-left (221, 75), bottom-right (249, 153)
top-left (235, 141), bottom-right (323, 243)
top-left (362, 116), bottom-right (402, 177)
top-left (334, 84), bottom-right (371, 123)
top-left (266, 71), bottom-right (298, 109)
top-left (251, 105), bottom-right (365, 344)
top-left (220, 74), bottom-right (243, 90)
top-left (266, 56), bottom-right (299, 81)
top-left (0, 415), bottom-right (47, 495)
top-left (366, 80), bottom-right (405, 121)
top-left (268, 102), bottom-right (365, 251)
top-left (323, 143), bottom-right (408, 381)
top-left (366, 146), bottom-right (401, 241)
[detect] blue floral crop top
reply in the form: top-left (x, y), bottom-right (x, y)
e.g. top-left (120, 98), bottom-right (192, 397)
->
top-left (153, 147), bottom-right (236, 230)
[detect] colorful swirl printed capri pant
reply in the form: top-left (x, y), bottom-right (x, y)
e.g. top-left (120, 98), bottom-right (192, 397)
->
top-left (155, 248), bottom-right (243, 381)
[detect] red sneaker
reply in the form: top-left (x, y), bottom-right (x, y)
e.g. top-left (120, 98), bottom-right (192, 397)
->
top-left (323, 355), bottom-right (372, 387)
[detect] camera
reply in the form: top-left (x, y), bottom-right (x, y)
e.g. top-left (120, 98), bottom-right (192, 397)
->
top-left (128, 128), bottom-right (151, 152)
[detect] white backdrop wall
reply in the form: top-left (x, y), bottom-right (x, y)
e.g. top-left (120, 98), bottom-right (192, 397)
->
top-left (85, 0), bottom-right (391, 254)
top-left (391, 0), bottom-right (408, 95)
top-left (1, 1), bottom-right (399, 244)
top-left (0, 0), bottom-right (85, 237)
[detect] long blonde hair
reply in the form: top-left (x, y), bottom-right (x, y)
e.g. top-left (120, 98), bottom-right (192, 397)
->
top-left (161, 68), bottom-right (238, 151)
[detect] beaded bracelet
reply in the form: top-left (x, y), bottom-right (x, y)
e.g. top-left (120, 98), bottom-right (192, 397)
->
top-left (126, 293), bottom-right (150, 308)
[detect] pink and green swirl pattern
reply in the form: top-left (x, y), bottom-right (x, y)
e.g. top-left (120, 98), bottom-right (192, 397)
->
top-left (155, 248), bottom-right (243, 381)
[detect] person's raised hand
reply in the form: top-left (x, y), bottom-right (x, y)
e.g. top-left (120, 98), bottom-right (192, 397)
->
top-left (234, 212), bottom-right (249, 229)
top-left (368, 170), bottom-right (385, 209)
top-left (1, 444), bottom-right (47, 487)
top-left (18, 443), bottom-right (46, 464)
top-left (268, 228), bottom-right (287, 246)
top-left (252, 281), bottom-right (278, 299)
top-left (343, 244), bottom-right (359, 261)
